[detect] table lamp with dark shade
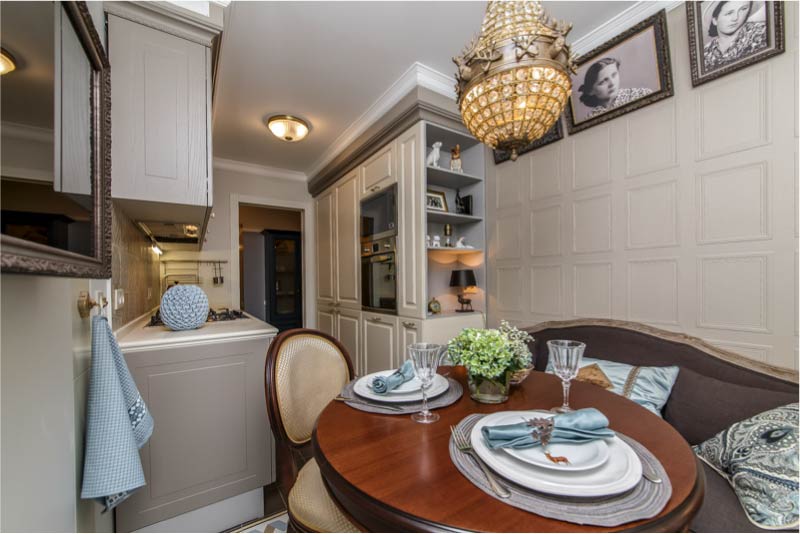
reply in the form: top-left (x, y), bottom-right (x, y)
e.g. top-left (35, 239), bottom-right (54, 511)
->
top-left (450, 269), bottom-right (477, 313)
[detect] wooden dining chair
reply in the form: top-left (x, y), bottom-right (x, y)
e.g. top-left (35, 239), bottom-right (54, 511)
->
top-left (265, 328), bottom-right (360, 533)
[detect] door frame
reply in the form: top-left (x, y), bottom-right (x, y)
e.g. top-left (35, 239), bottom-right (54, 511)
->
top-left (229, 193), bottom-right (315, 329)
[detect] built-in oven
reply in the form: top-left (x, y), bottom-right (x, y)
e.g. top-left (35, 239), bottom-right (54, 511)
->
top-left (360, 185), bottom-right (397, 242)
top-left (361, 236), bottom-right (397, 314)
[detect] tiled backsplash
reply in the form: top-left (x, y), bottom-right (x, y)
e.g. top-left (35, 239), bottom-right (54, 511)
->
top-left (112, 202), bottom-right (160, 327)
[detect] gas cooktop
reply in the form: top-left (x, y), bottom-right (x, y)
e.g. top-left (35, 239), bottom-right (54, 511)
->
top-left (147, 308), bottom-right (246, 327)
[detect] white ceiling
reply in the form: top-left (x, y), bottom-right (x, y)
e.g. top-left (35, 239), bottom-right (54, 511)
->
top-left (212, 1), bottom-right (637, 176)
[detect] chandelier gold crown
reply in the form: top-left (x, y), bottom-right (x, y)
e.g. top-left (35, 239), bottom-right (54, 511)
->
top-left (454, 0), bottom-right (576, 161)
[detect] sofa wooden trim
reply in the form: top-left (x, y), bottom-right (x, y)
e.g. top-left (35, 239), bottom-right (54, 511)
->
top-left (526, 318), bottom-right (798, 384)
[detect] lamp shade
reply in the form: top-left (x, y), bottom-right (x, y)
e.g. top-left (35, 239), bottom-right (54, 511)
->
top-left (450, 269), bottom-right (477, 288)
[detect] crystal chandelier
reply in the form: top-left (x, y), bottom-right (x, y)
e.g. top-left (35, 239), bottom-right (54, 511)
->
top-left (454, 1), bottom-right (576, 161)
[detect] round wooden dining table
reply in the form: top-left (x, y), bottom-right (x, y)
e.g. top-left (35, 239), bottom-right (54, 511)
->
top-left (312, 367), bottom-right (705, 532)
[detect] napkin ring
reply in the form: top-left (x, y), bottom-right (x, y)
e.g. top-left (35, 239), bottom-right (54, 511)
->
top-left (526, 417), bottom-right (554, 448)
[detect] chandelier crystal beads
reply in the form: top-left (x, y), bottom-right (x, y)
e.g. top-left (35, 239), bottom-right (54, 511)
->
top-left (454, 1), bottom-right (576, 161)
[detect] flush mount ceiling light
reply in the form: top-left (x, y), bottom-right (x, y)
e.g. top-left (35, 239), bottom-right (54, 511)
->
top-left (0, 48), bottom-right (17, 75)
top-left (267, 115), bottom-right (310, 143)
top-left (454, 1), bottom-right (576, 161)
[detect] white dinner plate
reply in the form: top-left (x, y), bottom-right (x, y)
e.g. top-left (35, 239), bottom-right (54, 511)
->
top-left (353, 372), bottom-right (449, 403)
top-left (487, 412), bottom-right (610, 472)
top-left (470, 410), bottom-right (642, 497)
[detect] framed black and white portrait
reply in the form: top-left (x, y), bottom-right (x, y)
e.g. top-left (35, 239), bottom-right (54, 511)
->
top-left (565, 10), bottom-right (673, 135)
top-left (493, 119), bottom-right (564, 165)
top-left (686, 1), bottom-right (785, 87)
top-left (426, 190), bottom-right (448, 212)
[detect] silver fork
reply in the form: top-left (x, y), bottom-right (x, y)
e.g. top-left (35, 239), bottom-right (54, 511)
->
top-left (451, 425), bottom-right (511, 499)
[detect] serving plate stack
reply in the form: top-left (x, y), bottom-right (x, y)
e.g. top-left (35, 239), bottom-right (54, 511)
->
top-left (471, 410), bottom-right (642, 497)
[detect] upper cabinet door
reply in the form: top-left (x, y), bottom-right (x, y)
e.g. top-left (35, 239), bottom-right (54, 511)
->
top-left (335, 170), bottom-right (360, 309)
top-left (360, 142), bottom-right (396, 198)
top-left (315, 190), bottom-right (336, 303)
top-left (109, 15), bottom-right (208, 206)
top-left (396, 123), bottom-right (427, 318)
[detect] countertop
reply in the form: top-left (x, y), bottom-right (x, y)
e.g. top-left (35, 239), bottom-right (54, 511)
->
top-left (116, 312), bottom-right (278, 351)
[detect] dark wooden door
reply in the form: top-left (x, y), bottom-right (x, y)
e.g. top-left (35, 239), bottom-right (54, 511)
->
top-left (264, 230), bottom-right (302, 331)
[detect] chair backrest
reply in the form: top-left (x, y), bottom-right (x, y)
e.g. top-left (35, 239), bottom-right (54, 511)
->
top-left (265, 328), bottom-right (354, 447)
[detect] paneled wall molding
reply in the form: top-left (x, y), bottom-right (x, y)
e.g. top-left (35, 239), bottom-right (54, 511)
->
top-left (487, 5), bottom-right (798, 372)
top-left (526, 319), bottom-right (797, 383)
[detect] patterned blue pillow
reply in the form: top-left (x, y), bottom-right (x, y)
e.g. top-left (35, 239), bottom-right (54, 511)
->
top-left (545, 356), bottom-right (679, 417)
top-left (693, 403), bottom-right (799, 531)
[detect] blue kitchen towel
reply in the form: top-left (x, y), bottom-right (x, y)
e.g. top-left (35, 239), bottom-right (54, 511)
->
top-left (81, 316), bottom-right (154, 511)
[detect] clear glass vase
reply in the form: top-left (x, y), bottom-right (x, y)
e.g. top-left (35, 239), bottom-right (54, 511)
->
top-left (467, 372), bottom-right (510, 404)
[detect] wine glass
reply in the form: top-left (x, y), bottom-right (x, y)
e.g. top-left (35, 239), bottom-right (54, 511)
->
top-left (548, 340), bottom-right (586, 413)
top-left (407, 343), bottom-right (446, 424)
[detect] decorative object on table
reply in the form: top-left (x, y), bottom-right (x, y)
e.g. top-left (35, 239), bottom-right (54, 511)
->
top-left (693, 402), bottom-right (798, 531)
top-left (450, 413), bottom-right (672, 526)
top-left (339, 377), bottom-right (464, 416)
top-left (548, 339), bottom-right (585, 413)
top-left (428, 297), bottom-right (442, 315)
top-left (686, 1), bottom-right (784, 87)
top-left (453, 1), bottom-right (576, 161)
top-left (447, 322), bottom-right (533, 403)
top-left (407, 343), bottom-right (447, 424)
top-left (431, 235), bottom-right (441, 248)
top-left (564, 10), bottom-right (673, 135)
top-left (371, 360), bottom-right (415, 394)
top-left (449, 269), bottom-right (477, 312)
top-left (443, 224), bottom-right (453, 247)
top-left (426, 190), bottom-right (448, 212)
top-left (545, 356), bottom-right (679, 416)
top-left (159, 284), bottom-right (209, 331)
top-left (449, 144), bottom-right (463, 172)
top-left (493, 119), bottom-right (564, 164)
top-left (499, 321), bottom-right (535, 386)
top-left (426, 141), bottom-right (443, 167)
top-left (81, 316), bottom-right (154, 511)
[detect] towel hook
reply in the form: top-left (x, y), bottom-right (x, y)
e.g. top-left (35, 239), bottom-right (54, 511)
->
top-left (78, 291), bottom-right (108, 319)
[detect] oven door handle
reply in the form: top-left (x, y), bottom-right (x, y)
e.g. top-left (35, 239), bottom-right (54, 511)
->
top-left (368, 254), bottom-right (394, 264)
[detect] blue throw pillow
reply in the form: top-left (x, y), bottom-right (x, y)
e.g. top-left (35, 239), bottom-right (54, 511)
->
top-left (545, 356), bottom-right (679, 417)
top-left (693, 403), bottom-right (799, 531)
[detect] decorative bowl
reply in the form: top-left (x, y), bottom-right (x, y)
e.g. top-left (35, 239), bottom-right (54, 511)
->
top-left (160, 284), bottom-right (209, 331)
top-left (509, 366), bottom-right (534, 386)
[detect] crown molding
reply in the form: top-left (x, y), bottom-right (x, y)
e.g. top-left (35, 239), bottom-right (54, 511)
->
top-left (305, 62), bottom-right (455, 179)
top-left (571, 0), bottom-right (684, 56)
top-left (213, 157), bottom-right (307, 182)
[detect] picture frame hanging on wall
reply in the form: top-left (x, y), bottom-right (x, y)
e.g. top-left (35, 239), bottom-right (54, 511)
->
top-left (564, 10), bottom-right (674, 135)
top-left (493, 119), bottom-right (564, 164)
top-left (686, 1), bottom-right (784, 87)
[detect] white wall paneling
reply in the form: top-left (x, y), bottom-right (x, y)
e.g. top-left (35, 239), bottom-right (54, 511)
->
top-left (486, 4), bottom-right (798, 373)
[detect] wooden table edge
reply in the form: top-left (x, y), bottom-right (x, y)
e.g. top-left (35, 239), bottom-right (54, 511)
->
top-left (312, 420), bottom-right (706, 533)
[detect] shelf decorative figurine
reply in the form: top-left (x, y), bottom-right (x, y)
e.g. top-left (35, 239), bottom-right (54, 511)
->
top-left (426, 141), bottom-right (442, 168)
top-left (447, 321), bottom-right (533, 403)
top-left (428, 297), bottom-right (442, 315)
top-left (449, 269), bottom-right (477, 312)
top-left (455, 190), bottom-right (473, 215)
top-left (444, 224), bottom-right (452, 247)
top-left (450, 144), bottom-right (463, 173)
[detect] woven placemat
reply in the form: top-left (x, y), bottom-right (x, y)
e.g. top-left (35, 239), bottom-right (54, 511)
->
top-left (450, 414), bottom-right (672, 527)
top-left (339, 377), bottom-right (463, 415)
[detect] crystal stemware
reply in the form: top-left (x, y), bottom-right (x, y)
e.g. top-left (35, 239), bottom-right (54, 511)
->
top-left (407, 343), bottom-right (446, 424)
top-left (548, 339), bottom-right (586, 413)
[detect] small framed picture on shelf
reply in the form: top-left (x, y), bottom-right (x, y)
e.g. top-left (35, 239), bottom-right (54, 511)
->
top-left (426, 190), bottom-right (448, 212)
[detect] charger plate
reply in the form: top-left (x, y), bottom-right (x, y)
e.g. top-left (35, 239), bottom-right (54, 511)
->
top-left (451, 413), bottom-right (671, 527)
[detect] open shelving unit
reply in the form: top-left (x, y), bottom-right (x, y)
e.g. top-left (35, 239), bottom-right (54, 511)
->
top-left (423, 122), bottom-right (486, 316)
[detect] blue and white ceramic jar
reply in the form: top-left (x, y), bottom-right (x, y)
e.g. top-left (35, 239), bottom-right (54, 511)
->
top-left (159, 284), bottom-right (209, 331)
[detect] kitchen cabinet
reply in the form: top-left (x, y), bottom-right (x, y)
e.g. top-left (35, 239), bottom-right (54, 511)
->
top-left (105, 2), bottom-right (220, 246)
top-left (336, 307), bottom-right (362, 375)
top-left (396, 122), bottom-right (427, 318)
top-left (360, 142), bottom-right (396, 198)
top-left (398, 318), bottom-right (423, 359)
top-left (117, 333), bottom-right (274, 532)
top-left (315, 170), bottom-right (360, 309)
top-left (317, 303), bottom-right (335, 337)
top-left (362, 312), bottom-right (398, 374)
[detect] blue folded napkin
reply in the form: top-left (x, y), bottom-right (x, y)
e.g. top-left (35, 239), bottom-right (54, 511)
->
top-left (371, 360), bottom-right (415, 394)
top-left (481, 408), bottom-right (615, 450)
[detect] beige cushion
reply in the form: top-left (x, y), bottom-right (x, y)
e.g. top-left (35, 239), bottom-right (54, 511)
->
top-left (275, 334), bottom-right (350, 444)
top-left (288, 459), bottom-right (359, 532)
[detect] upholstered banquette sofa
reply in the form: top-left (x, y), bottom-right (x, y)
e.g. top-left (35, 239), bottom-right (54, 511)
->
top-left (525, 319), bottom-right (798, 533)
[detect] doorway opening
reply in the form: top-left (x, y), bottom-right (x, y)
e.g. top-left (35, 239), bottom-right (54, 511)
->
top-left (239, 204), bottom-right (303, 332)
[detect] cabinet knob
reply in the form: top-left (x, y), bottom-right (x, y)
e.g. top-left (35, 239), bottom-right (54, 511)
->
top-left (371, 316), bottom-right (382, 322)
top-left (402, 321), bottom-right (416, 329)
